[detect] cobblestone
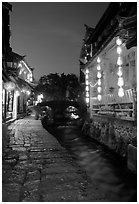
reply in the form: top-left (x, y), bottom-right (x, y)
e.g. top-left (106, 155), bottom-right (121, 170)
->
top-left (2, 116), bottom-right (117, 201)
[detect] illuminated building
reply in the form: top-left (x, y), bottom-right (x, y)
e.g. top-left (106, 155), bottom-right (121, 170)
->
top-left (79, 2), bottom-right (137, 169)
top-left (2, 3), bottom-right (35, 121)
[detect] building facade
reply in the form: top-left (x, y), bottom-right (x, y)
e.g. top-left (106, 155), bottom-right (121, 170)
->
top-left (80, 2), bottom-right (137, 171)
top-left (2, 3), bottom-right (34, 122)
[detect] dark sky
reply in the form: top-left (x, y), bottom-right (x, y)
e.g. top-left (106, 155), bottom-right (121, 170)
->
top-left (10, 2), bottom-right (110, 80)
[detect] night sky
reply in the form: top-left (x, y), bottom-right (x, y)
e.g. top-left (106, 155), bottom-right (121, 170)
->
top-left (10, 2), bottom-right (110, 81)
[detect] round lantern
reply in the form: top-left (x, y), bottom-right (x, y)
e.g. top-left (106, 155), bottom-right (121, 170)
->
top-left (4, 81), bottom-right (15, 91)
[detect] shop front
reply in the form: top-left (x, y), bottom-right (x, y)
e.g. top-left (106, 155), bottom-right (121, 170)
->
top-left (2, 81), bottom-right (16, 121)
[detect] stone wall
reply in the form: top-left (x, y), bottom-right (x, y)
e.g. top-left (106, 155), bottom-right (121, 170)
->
top-left (89, 115), bottom-right (137, 158)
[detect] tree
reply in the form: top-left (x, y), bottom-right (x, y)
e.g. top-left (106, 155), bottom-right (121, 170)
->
top-left (34, 72), bottom-right (83, 102)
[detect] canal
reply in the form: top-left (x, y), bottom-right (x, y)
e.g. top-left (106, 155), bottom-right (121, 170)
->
top-left (46, 125), bottom-right (137, 202)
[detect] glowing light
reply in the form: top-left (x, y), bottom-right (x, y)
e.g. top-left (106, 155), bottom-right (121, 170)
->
top-left (117, 56), bottom-right (123, 66)
top-left (117, 67), bottom-right (123, 77)
top-left (116, 37), bottom-right (122, 46)
top-left (97, 94), bottom-right (102, 101)
top-left (86, 97), bottom-right (90, 103)
top-left (26, 90), bottom-right (31, 95)
top-left (86, 86), bottom-right (89, 91)
top-left (85, 74), bottom-right (89, 80)
top-left (97, 72), bottom-right (101, 79)
top-left (4, 82), bottom-right (15, 91)
top-left (37, 94), bottom-right (43, 103)
top-left (71, 113), bottom-right (79, 119)
top-left (21, 89), bottom-right (26, 93)
top-left (86, 69), bottom-right (89, 74)
top-left (97, 57), bottom-right (101, 63)
top-left (15, 90), bottom-right (20, 96)
top-left (97, 65), bottom-right (101, 71)
top-left (117, 46), bottom-right (122, 55)
top-left (97, 87), bottom-right (102, 93)
top-left (86, 92), bottom-right (89, 97)
top-left (98, 79), bottom-right (101, 86)
top-left (118, 87), bottom-right (124, 97)
top-left (86, 80), bottom-right (89, 85)
top-left (117, 77), bottom-right (124, 87)
top-left (18, 63), bottom-right (22, 68)
top-left (29, 74), bottom-right (33, 82)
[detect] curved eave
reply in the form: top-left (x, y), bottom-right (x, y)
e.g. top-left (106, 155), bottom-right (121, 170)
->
top-left (86, 2), bottom-right (119, 45)
top-left (82, 27), bottom-right (119, 70)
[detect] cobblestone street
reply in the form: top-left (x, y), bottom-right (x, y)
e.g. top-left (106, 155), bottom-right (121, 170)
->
top-left (2, 117), bottom-right (111, 202)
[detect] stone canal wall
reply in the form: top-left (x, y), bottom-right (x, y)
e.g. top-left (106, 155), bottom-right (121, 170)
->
top-left (89, 114), bottom-right (137, 172)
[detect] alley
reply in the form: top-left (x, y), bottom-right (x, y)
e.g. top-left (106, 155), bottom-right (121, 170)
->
top-left (2, 117), bottom-right (136, 202)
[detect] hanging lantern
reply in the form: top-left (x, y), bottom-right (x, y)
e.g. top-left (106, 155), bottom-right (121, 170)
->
top-left (85, 74), bottom-right (89, 80)
top-left (86, 80), bottom-right (89, 85)
top-left (97, 72), bottom-right (102, 79)
top-left (117, 46), bottom-right (122, 55)
top-left (4, 81), bottom-right (15, 91)
top-left (117, 56), bottom-right (123, 66)
top-left (97, 57), bottom-right (101, 63)
top-left (85, 69), bottom-right (89, 74)
top-left (97, 87), bottom-right (102, 93)
top-left (116, 37), bottom-right (122, 46)
top-left (98, 79), bottom-right (101, 86)
top-left (117, 67), bottom-right (123, 77)
top-left (97, 65), bottom-right (101, 71)
top-left (86, 97), bottom-right (89, 103)
top-left (117, 77), bottom-right (124, 87)
top-left (97, 94), bottom-right (102, 101)
top-left (86, 86), bottom-right (89, 91)
top-left (86, 92), bottom-right (89, 97)
top-left (118, 87), bottom-right (124, 97)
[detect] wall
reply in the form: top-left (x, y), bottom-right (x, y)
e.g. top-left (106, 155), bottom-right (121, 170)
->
top-left (90, 114), bottom-right (136, 155)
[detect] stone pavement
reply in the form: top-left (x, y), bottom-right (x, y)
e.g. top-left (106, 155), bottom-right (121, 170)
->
top-left (2, 116), bottom-right (110, 202)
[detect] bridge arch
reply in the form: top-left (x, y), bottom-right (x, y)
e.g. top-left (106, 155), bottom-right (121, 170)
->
top-left (38, 100), bottom-right (87, 117)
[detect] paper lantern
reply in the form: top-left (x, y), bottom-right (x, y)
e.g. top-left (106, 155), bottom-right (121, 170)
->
top-left (4, 82), bottom-right (15, 91)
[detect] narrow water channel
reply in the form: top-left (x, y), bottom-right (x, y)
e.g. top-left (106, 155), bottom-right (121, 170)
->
top-left (47, 125), bottom-right (137, 202)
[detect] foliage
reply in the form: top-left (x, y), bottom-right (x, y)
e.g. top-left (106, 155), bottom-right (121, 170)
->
top-left (34, 73), bottom-right (83, 101)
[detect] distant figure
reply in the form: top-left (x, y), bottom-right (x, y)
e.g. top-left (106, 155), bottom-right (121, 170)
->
top-left (32, 105), bottom-right (42, 120)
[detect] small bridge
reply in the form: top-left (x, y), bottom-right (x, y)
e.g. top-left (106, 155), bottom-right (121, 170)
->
top-left (37, 100), bottom-right (87, 117)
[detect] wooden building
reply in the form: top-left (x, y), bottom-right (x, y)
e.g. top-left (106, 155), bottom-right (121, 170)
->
top-left (80, 2), bottom-right (137, 172)
top-left (2, 3), bottom-right (34, 121)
